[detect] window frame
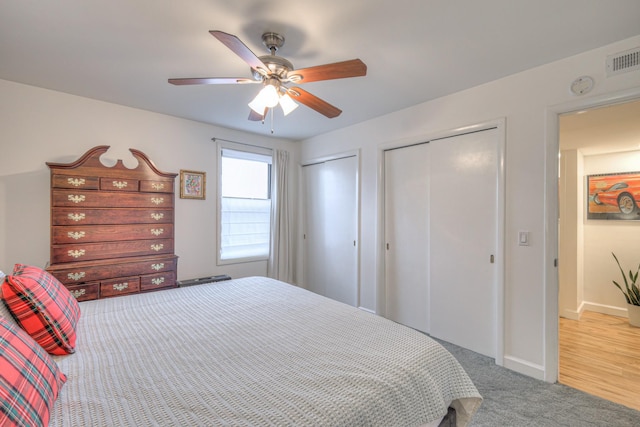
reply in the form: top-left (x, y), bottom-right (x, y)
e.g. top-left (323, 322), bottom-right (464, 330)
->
top-left (216, 141), bottom-right (273, 265)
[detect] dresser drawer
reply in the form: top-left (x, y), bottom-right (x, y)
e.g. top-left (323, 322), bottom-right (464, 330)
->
top-left (140, 271), bottom-right (176, 291)
top-left (47, 255), bottom-right (177, 285)
top-left (52, 174), bottom-right (100, 190)
top-left (52, 189), bottom-right (174, 208)
top-left (51, 239), bottom-right (174, 263)
top-left (52, 208), bottom-right (174, 225)
top-left (100, 177), bottom-right (139, 192)
top-left (140, 180), bottom-right (174, 194)
top-left (100, 276), bottom-right (140, 298)
top-left (52, 224), bottom-right (174, 244)
top-left (66, 282), bottom-right (100, 301)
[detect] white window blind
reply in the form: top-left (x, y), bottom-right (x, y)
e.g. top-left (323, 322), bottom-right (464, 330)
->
top-left (219, 147), bottom-right (272, 262)
top-left (220, 197), bottom-right (271, 260)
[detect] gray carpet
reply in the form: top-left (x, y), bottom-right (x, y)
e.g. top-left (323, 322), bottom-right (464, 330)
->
top-left (436, 339), bottom-right (640, 426)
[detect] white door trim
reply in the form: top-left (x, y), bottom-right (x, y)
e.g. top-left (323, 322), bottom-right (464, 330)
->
top-left (377, 118), bottom-right (506, 365)
top-left (543, 87), bottom-right (640, 383)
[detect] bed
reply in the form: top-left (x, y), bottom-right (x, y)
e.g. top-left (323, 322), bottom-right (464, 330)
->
top-left (3, 275), bottom-right (481, 426)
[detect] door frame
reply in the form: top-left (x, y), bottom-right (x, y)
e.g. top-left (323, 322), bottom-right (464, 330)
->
top-left (300, 149), bottom-right (361, 307)
top-left (377, 118), bottom-right (506, 365)
top-left (543, 87), bottom-right (640, 382)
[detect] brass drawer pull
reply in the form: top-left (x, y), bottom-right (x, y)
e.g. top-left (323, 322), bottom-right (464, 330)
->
top-left (67, 231), bottom-right (86, 240)
top-left (151, 244), bottom-right (164, 252)
top-left (151, 263), bottom-right (165, 271)
top-left (152, 183), bottom-right (165, 190)
top-left (68, 249), bottom-right (86, 259)
top-left (151, 197), bottom-right (164, 205)
top-left (67, 178), bottom-right (86, 187)
top-left (113, 283), bottom-right (129, 291)
top-left (112, 180), bottom-right (128, 189)
top-left (71, 289), bottom-right (86, 298)
top-left (150, 228), bottom-right (164, 236)
top-left (151, 277), bottom-right (165, 286)
top-left (68, 213), bottom-right (86, 222)
top-left (151, 213), bottom-right (164, 220)
top-left (67, 272), bottom-right (86, 281)
top-left (68, 194), bottom-right (86, 204)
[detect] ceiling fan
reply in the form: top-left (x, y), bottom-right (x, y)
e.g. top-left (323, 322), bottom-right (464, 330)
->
top-left (168, 31), bottom-right (367, 121)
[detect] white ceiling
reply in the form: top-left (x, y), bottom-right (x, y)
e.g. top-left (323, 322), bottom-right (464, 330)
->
top-left (1, 0), bottom-right (639, 141)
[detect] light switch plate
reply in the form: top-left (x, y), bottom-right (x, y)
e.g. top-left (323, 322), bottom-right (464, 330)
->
top-left (518, 231), bottom-right (530, 246)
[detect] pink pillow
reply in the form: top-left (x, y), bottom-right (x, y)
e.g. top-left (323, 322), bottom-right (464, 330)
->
top-left (0, 317), bottom-right (67, 427)
top-left (3, 264), bottom-right (80, 355)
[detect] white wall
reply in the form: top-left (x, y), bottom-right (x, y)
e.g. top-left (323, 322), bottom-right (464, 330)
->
top-left (299, 35), bottom-right (640, 379)
top-left (559, 149), bottom-right (585, 320)
top-left (582, 151), bottom-right (640, 315)
top-left (0, 79), bottom-right (300, 283)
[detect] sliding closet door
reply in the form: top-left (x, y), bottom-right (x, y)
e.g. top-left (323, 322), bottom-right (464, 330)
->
top-left (384, 143), bottom-right (430, 332)
top-left (429, 129), bottom-right (498, 357)
top-left (384, 128), bottom-right (500, 356)
top-left (303, 156), bottom-right (358, 306)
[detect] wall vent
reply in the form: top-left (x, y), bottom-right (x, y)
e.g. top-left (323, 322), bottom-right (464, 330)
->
top-left (606, 47), bottom-right (640, 77)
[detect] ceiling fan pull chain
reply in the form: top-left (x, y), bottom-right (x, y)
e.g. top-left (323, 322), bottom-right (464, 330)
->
top-left (270, 108), bottom-right (275, 134)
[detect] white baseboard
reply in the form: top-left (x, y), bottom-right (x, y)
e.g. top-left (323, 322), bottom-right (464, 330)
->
top-left (582, 301), bottom-right (628, 318)
top-left (559, 301), bottom-right (586, 320)
top-left (503, 355), bottom-right (545, 381)
top-left (559, 308), bottom-right (581, 320)
top-left (358, 306), bottom-right (376, 315)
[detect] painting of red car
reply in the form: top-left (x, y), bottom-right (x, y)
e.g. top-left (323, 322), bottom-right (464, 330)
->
top-left (588, 172), bottom-right (640, 219)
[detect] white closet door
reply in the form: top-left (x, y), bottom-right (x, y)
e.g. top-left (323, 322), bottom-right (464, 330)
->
top-left (384, 143), bottom-right (430, 332)
top-left (322, 156), bottom-right (358, 305)
top-left (429, 129), bottom-right (498, 357)
top-left (303, 162), bottom-right (327, 297)
top-left (303, 156), bottom-right (358, 306)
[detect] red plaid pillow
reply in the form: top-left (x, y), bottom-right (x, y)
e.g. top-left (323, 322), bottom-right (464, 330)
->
top-left (3, 264), bottom-right (80, 355)
top-left (0, 317), bottom-right (67, 427)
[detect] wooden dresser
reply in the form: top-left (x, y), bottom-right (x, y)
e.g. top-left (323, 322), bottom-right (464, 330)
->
top-left (46, 145), bottom-right (178, 301)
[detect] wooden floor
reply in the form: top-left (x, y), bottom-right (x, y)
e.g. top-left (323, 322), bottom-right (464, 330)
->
top-left (559, 311), bottom-right (640, 411)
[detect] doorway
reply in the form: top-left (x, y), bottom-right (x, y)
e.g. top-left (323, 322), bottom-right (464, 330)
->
top-left (557, 98), bottom-right (640, 410)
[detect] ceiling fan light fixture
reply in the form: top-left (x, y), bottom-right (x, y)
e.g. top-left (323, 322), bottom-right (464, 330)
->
top-left (279, 93), bottom-right (299, 116)
top-left (248, 83), bottom-right (279, 114)
top-left (248, 95), bottom-right (267, 115)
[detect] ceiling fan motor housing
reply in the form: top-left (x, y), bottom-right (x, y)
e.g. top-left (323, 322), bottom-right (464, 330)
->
top-left (251, 32), bottom-right (293, 81)
top-left (253, 54), bottom-right (293, 80)
top-left (262, 32), bottom-right (284, 52)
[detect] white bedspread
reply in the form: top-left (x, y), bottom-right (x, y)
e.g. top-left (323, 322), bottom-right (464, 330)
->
top-left (50, 277), bottom-right (481, 426)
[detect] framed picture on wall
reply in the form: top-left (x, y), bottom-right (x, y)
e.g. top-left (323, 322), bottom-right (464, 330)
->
top-left (587, 171), bottom-right (640, 220)
top-left (180, 170), bottom-right (206, 200)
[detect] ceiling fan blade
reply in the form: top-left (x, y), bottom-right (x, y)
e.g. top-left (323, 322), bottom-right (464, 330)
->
top-left (287, 87), bottom-right (342, 118)
top-left (210, 30), bottom-right (269, 75)
top-left (168, 77), bottom-right (257, 85)
top-left (288, 59), bottom-right (367, 83)
top-left (248, 108), bottom-right (266, 121)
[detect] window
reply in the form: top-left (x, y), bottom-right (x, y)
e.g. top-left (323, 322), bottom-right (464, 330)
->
top-left (218, 145), bottom-right (272, 263)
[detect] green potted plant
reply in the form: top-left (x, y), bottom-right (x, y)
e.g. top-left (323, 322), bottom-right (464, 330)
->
top-left (612, 252), bottom-right (640, 327)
